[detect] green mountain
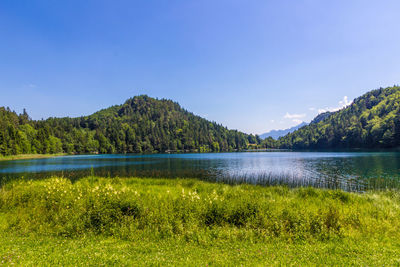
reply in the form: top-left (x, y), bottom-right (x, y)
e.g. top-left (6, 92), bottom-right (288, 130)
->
top-left (278, 86), bottom-right (400, 149)
top-left (0, 95), bottom-right (259, 156)
top-left (309, 111), bottom-right (332, 124)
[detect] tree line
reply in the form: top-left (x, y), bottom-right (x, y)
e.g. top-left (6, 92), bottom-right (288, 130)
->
top-left (3, 86), bottom-right (399, 156)
top-left (272, 86), bottom-right (400, 149)
top-left (0, 95), bottom-right (260, 156)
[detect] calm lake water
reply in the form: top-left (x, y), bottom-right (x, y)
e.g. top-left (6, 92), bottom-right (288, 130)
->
top-left (1, 152), bottom-right (399, 191)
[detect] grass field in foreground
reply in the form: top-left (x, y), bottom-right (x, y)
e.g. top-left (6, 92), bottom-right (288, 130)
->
top-left (1, 177), bottom-right (400, 265)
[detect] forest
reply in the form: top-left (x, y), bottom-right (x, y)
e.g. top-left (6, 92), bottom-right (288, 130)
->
top-left (275, 86), bottom-right (400, 149)
top-left (1, 86), bottom-right (400, 156)
top-left (0, 95), bottom-right (259, 156)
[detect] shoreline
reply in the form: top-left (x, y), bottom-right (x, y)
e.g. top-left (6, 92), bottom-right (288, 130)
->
top-left (0, 153), bottom-right (68, 161)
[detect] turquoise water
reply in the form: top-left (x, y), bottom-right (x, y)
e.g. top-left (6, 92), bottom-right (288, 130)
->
top-left (1, 152), bottom-right (399, 190)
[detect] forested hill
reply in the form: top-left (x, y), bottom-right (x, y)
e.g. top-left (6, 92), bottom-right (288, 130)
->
top-left (278, 86), bottom-right (400, 149)
top-left (0, 95), bottom-right (259, 156)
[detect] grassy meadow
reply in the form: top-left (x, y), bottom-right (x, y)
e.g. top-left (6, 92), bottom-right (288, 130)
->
top-left (1, 176), bottom-right (400, 265)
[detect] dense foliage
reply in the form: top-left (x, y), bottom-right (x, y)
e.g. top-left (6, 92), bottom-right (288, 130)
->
top-left (276, 86), bottom-right (400, 149)
top-left (0, 95), bottom-right (259, 155)
top-left (3, 86), bottom-right (399, 155)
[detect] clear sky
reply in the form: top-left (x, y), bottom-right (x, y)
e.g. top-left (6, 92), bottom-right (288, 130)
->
top-left (1, 0), bottom-right (399, 134)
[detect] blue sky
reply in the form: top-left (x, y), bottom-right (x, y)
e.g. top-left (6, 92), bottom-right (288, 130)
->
top-left (0, 0), bottom-right (399, 134)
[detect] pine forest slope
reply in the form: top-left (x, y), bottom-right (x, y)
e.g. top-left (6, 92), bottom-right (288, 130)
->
top-left (0, 95), bottom-right (259, 155)
top-left (278, 86), bottom-right (400, 149)
top-left (2, 86), bottom-right (400, 156)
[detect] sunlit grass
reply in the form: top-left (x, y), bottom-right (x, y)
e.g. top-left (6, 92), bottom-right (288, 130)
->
top-left (1, 176), bottom-right (400, 265)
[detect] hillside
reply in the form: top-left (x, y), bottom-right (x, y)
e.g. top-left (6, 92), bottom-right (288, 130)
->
top-left (278, 86), bottom-right (400, 149)
top-left (0, 95), bottom-right (259, 155)
top-left (310, 112), bottom-right (332, 124)
top-left (260, 122), bottom-right (307, 140)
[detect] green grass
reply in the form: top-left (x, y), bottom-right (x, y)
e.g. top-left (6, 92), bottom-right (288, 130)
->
top-left (1, 234), bottom-right (400, 265)
top-left (1, 176), bottom-right (400, 265)
top-left (0, 153), bottom-right (67, 161)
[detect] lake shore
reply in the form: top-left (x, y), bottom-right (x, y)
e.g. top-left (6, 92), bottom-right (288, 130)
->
top-left (1, 176), bottom-right (399, 265)
top-left (0, 153), bottom-right (67, 161)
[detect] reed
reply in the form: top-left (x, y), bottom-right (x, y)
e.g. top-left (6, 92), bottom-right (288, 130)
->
top-left (208, 170), bottom-right (398, 192)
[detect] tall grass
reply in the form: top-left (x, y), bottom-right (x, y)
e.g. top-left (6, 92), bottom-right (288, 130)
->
top-left (1, 176), bottom-right (400, 243)
top-left (4, 168), bottom-right (398, 193)
top-left (208, 170), bottom-right (400, 192)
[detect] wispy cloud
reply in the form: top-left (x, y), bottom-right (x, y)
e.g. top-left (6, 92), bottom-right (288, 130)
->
top-left (308, 107), bottom-right (315, 111)
top-left (318, 96), bottom-right (352, 114)
top-left (284, 112), bottom-right (306, 119)
top-left (292, 119), bottom-right (303, 124)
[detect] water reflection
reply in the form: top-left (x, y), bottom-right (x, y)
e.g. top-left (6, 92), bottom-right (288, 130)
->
top-left (0, 152), bottom-right (399, 191)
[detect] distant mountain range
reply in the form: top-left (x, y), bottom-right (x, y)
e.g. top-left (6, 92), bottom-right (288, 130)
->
top-left (260, 122), bottom-right (308, 140)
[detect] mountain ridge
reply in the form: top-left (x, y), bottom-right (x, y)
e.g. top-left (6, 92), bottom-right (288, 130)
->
top-left (260, 122), bottom-right (308, 140)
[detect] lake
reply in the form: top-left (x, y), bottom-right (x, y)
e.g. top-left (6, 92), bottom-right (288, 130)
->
top-left (1, 152), bottom-right (399, 191)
